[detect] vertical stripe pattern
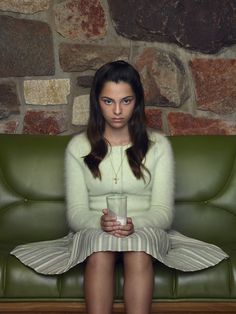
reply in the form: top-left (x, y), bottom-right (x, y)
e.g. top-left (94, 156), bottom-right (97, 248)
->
top-left (10, 227), bottom-right (228, 275)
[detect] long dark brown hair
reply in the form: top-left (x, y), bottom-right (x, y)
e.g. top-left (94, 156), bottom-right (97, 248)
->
top-left (84, 60), bottom-right (150, 181)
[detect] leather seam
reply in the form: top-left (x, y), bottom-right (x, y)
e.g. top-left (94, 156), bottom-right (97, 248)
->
top-left (227, 255), bottom-right (233, 297)
top-left (173, 270), bottom-right (177, 298)
top-left (0, 168), bottom-right (23, 200)
top-left (57, 274), bottom-right (62, 298)
top-left (2, 252), bottom-right (9, 297)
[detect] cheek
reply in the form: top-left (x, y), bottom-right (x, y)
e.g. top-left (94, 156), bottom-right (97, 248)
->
top-left (127, 104), bottom-right (135, 117)
top-left (99, 104), bottom-right (107, 116)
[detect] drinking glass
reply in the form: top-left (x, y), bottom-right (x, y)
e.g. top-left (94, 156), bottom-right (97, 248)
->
top-left (106, 194), bottom-right (127, 225)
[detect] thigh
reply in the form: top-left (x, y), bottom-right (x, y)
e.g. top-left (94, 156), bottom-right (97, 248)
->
top-left (86, 251), bottom-right (117, 268)
top-left (123, 252), bottom-right (153, 270)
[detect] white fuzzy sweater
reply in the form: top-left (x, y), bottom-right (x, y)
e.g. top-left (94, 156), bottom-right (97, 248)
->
top-left (65, 131), bottom-right (175, 231)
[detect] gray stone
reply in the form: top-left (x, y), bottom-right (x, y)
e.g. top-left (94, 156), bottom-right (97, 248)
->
top-left (77, 76), bottom-right (94, 88)
top-left (59, 44), bottom-right (129, 72)
top-left (0, 16), bottom-right (54, 77)
top-left (0, 82), bottom-right (20, 120)
top-left (108, 0), bottom-right (236, 54)
top-left (134, 48), bottom-right (189, 107)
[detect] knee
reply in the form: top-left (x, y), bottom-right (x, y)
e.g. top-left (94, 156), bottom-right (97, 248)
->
top-left (123, 252), bottom-right (153, 273)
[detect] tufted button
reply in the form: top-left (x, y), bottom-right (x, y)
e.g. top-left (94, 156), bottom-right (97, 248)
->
top-left (24, 198), bottom-right (28, 203)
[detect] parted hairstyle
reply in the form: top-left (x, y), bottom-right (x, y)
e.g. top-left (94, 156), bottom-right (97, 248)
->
top-left (84, 60), bottom-right (150, 181)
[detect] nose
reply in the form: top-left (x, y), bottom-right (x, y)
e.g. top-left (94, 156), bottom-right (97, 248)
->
top-left (113, 102), bottom-right (122, 115)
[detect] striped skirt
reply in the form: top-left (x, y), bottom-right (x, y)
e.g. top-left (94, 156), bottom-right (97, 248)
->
top-left (10, 227), bottom-right (228, 275)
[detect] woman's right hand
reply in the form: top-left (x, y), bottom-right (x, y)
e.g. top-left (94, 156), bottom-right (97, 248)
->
top-left (100, 208), bottom-right (121, 234)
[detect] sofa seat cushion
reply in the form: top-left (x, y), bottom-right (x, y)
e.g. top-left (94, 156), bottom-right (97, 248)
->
top-left (1, 244), bottom-right (235, 301)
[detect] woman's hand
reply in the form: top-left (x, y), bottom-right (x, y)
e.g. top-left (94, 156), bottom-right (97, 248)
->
top-left (100, 209), bottom-right (134, 237)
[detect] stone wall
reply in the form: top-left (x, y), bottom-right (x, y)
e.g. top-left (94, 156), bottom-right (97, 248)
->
top-left (1, 0), bottom-right (236, 135)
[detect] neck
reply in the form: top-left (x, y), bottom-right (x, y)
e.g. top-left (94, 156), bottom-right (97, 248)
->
top-left (104, 127), bottom-right (131, 146)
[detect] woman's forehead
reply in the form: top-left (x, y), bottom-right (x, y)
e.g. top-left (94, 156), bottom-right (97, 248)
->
top-left (100, 81), bottom-right (134, 97)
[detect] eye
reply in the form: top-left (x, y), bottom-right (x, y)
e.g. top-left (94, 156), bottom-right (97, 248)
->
top-left (102, 98), bottom-right (113, 105)
top-left (122, 97), bottom-right (133, 105)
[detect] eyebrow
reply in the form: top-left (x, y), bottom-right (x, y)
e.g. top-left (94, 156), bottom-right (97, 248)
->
top-left (100, 96), bottom-right (134, 100)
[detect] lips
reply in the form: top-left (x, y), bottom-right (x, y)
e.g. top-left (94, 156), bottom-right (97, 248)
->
top-left (112, 118), bottom-right (124, 122)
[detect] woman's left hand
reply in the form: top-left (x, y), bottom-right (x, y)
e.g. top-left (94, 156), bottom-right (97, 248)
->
top-left (112, 217), bottom-right (134, 238)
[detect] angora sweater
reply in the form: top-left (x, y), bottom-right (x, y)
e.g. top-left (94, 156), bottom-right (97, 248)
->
top-left (65, 131), bottom-right (175, 231)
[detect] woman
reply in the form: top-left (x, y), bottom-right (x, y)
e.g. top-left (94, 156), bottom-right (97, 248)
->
top-left (66, 60), bottom-right (174, 314)
top-left (11, 60), bottom-right (228, 314)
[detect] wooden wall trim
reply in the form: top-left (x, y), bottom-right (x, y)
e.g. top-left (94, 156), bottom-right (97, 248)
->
top-left (0, 302), bottom-right (236, 313)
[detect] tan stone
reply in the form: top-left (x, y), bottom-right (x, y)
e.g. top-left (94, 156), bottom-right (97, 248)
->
top-left (72, 95), bottom-right (90, 126)
top-left (0, 0), bottom-right (51, 13)
top-left (24, 79), bottom-right (70, 105)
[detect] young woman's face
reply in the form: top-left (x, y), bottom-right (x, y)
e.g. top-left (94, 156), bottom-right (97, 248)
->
top-left (99, 81), bottom-right (136, 132)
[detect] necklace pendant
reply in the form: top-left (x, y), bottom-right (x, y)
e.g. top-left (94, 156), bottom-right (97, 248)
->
top-left (114, 177), bottom-right (118, 184)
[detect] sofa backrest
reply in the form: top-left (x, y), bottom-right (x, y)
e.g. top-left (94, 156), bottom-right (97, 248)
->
top-left (0, 134), bottom-right (235, 245)
top-left (0, 134), bottom-right (71, 245)
top-left (170, 135), bottom-right (236, 245)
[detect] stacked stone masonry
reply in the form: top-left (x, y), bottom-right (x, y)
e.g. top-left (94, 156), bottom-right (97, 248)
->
top-left (0, 0), bottom-right (236, 135)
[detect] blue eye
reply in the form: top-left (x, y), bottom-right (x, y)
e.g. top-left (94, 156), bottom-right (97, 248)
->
top-left (105, 99), bottom-right (113, 105)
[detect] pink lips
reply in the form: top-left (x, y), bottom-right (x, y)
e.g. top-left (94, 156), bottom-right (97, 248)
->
top-left (112, 118), bottom-right (124, 122)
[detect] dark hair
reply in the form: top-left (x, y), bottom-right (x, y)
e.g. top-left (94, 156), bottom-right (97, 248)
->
top-left (84, 60), bottom-right (150, 181)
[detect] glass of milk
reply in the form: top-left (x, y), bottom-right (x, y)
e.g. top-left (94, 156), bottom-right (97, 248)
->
top-left (106, 194), bottom-right (127, 225)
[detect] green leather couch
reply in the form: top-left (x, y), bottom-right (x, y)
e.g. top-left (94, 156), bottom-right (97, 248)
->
top-left (0, 134), bottom-right (236, 314)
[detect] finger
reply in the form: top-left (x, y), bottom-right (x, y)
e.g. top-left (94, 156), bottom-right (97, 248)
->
top-left (113, 230), bottom-right (133, 237)
top-left (102, 208), bottom-right (109, 215)
top-left (119, 223), bottom-right (133, 231)
top-left (114, 228), bottom-right (134, 237)
top-left (101, 217), bottom-right (118, 226)
top-left (127, 217), bottom-right (133, 224)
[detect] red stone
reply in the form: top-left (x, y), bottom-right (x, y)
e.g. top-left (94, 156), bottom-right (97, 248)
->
top-left (168, 112), bottom-right (236, 135)
top-left (145, 108), bottom-right (163, 131)
top-left (23, 111), bottom-right (67, 135)
top-left (190, 59), bottom-right (236, 114)
top-left (5, 121), bottom-right (18, 133)
top-left (55, 0), bottom-right (106, 40)
top-left (0, 120), bottom-right (18, 134)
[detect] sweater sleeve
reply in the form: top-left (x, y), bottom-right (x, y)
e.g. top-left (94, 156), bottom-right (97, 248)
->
top-left (132, 136), bottom-right (175, 230)
top-left (65, 144), bottom-right (101, 231)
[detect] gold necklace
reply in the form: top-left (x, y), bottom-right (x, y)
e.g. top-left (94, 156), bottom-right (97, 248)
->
top-left (109, 146), bottom-right (126, 184)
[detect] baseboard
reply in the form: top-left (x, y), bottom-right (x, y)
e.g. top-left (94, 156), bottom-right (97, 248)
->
top-left (0, 301), bottom-right (236, 314)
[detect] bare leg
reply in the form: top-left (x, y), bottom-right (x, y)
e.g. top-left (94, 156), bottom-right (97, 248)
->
top-left (84, 252), bottom-right (117, 314)
top-left (123, 252), bottom-right (154, 314)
